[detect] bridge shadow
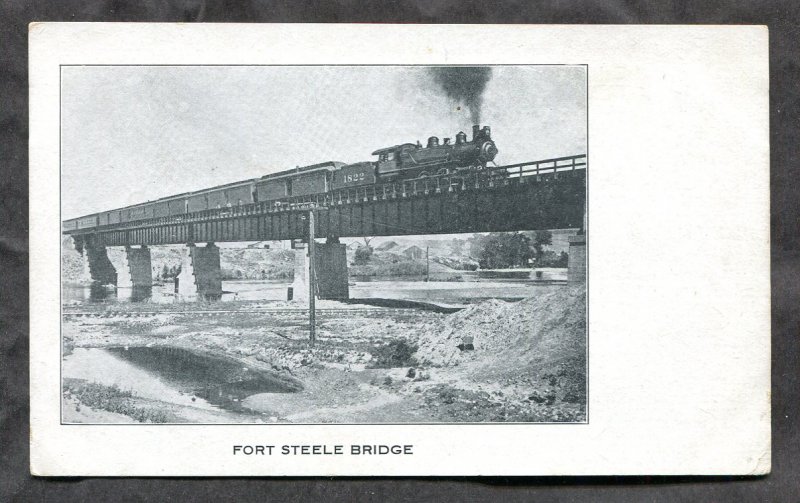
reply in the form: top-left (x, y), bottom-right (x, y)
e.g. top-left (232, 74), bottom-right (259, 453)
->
top-left (341, 297), bottom-right (463, 314)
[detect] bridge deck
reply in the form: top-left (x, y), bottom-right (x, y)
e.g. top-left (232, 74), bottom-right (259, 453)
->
top-left (66, 155), bottom-right (586, 246)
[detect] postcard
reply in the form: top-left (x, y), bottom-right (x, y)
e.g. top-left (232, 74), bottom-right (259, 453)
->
top-left (29, 23), bottom-right (769, 476)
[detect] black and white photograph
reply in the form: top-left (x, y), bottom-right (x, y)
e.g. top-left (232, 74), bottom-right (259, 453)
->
top-left (28, 23), bottom-right (771, 477)
top-left (59, 64), bottom-right (588, 424)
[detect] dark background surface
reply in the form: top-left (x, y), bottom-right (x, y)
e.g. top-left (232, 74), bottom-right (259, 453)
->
top-left (1, 1), bottom-right (798, 500)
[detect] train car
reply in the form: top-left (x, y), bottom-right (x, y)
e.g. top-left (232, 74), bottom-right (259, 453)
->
top-left (97, 209), bottom-right (121, 226)
top-left (291, 171), bottom-right (329, 196)
top-left (62, 219), bottom-right (78, 232)
top-left (150, 200), bottom-right (171, 218)
top-left (168, 197), bottom-right (187, 216)
top-left (224, 182), bottom-right (254, 207)
top-left (189, 180), bottom-right (255, 211)
top-left (256, 162), bottom-right (343, 201)
top-left (126, 204), bottom-right (150, 222)
top-left (141, 193), bottom-right (190, 218)
top-left (255, 178), bottom-right (288, 201)
top-left (291, 162), bottom-right (342, 196)
top-left (143, 202), bottom-right (162, 219)
top-left (330, 161), bottom-right (377, 189)
top-left (206, 188), bottom-right (228, 209)
top-left (76, 215), bottom-right (98, 230)
top-left (187, 192), bottom-right (208, 213)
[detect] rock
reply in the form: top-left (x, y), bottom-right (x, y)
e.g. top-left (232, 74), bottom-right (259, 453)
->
top-left (528, 391), bottom-right (546, 404)
top-left (406, 368), bottom-right (416, 379)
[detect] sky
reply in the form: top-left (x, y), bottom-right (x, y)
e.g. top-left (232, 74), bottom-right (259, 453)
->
top-left (61, 65), bottom-right (586, 219)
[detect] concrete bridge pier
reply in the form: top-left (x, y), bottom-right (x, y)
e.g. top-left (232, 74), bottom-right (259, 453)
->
top-left (108, 246), bottom-right (153, 288)
top-left (568, 233), bottom-right (586, 284)
top-left (176, 243), bottom-right (222, 300)
top-left (81, 239), bottom-right (117, 286)
top-left (291, 240), bottom-right (349, 304)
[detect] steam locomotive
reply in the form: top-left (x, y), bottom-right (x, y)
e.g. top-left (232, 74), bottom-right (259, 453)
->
top-left (63, 125), bottom-right (498, 232)
top-left (333, 124), bottom-right (498, 189)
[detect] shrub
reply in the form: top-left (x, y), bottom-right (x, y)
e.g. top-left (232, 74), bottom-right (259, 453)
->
top-left (368, 339), bottom-right (418, 368)
top-left (353, 245), bottom-right (373, 265)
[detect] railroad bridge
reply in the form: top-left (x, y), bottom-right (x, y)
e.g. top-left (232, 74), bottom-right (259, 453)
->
top-left (64, 155), bottom-right (586, 300)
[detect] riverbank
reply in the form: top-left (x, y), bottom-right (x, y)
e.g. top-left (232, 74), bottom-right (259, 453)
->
top-left (62, 287), bottom-right (586, 423)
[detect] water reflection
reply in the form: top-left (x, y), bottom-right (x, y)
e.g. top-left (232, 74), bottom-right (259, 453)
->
top-left (63, 280), bottom-right (291, 305)
top-left (64, 283), bottom-right (157, 303)
top-left (129, 286), bottom-right (153, 302)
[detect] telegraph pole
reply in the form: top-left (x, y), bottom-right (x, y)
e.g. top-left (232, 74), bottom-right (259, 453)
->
top-left (308, 209), bottom-right (316, 346)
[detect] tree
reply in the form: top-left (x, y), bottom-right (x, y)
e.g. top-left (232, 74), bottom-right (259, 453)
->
top-left (557, 251), bottom-right (569, 268)
top-left (477, 232), bottom-right (534, 269)
top-left (533, 230), bottom-right (553, 262)
top-left (450, 238), bottom-right (464, 256)
top-left (353, 245), bottom-right (373, 265)
top-left (534, 250), bottom-right (569, 268)
top-left (467, 234), bottom-right (486, 260)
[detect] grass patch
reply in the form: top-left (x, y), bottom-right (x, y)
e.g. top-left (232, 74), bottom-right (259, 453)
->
top-left (64, 380), bottom-right (170, 423)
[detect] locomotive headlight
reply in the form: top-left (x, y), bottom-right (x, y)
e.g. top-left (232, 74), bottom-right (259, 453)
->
top-left (481, 141), bottom-right (498, 161)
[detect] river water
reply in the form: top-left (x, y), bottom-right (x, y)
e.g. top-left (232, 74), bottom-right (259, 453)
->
top-left (63, 346), bottom-right (299, 415)
top-left (63, 270), bottom-right (566, 307)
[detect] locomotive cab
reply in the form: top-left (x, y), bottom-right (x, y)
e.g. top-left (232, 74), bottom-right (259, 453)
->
top-left (373, 143), bottom-right (416, 178)
top-left (377, 149), bottom-right (397, 173)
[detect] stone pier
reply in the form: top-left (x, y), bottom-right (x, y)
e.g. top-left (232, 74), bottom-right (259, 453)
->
top-left (82, 239), bottom-right (117, 286)
top-left (291, 241), bottom-right (349, 303)
top-left (176, 243), bottom-right (222, 299)
top-left (127, 246), bottom-right (153, 288)
top-left (567, 233), bottom-right (587, 284)
top-left (109, 246), bottom-right (153, 288)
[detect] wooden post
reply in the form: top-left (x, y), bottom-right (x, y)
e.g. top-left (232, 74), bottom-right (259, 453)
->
top-left (308, 209), bottom-right (316, 346)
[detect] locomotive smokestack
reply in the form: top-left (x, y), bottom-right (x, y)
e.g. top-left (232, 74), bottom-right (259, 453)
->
top-left (472, 125), bottom-right (480, 140)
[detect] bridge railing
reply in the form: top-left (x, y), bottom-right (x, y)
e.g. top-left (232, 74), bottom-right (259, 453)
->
top-left (489, 154), bottom-right (588, 178)
top-left (73, 154), bottom-right (586, 233)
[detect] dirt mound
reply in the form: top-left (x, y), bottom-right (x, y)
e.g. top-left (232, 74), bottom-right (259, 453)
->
top-left (414, 299), bottom-right (509, 366)
top-left (414, 286), bottom-right (586, 376)
top-left (62, 237), bottom-right (91, 284)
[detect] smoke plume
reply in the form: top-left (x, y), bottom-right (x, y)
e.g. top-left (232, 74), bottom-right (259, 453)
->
top-left (427, 67), bottom-right (492, 124)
